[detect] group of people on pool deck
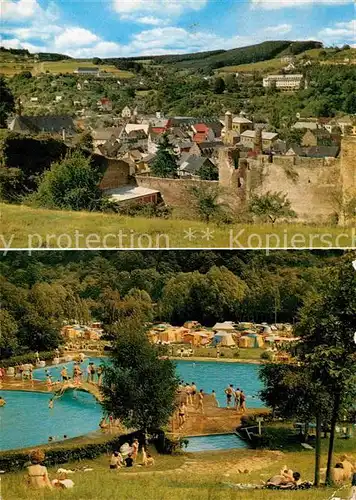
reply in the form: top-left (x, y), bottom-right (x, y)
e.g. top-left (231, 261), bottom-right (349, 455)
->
top-left (44, 361), bottom-right (104, 389)
top-left (177, 381), bottom-right (205, 423)
top-left (224, 384), bottom-right (247, 412)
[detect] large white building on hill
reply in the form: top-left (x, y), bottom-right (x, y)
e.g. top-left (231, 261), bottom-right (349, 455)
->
top-left (263, 74), bottom-right (304, 90)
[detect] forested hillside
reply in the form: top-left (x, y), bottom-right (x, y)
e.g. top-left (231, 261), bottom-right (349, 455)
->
top-left (0, 250), bottom-right (343, 357)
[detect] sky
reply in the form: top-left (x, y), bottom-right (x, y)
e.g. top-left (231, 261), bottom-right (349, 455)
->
top-left (1, 0), bottom-right (355, 58)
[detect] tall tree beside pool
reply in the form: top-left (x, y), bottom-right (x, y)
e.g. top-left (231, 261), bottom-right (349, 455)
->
top-left (100, 318), bottom-right (179, 436)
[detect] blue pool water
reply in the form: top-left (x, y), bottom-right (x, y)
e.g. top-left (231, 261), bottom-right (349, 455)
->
top-left (0, 390), bottom-right (102, 451)
top-left (34, 358), bottom-right (264, 408)
top-left (185, 433), bottom-right (248, 452)
top-left (1, 358), bottom-right (263, 451)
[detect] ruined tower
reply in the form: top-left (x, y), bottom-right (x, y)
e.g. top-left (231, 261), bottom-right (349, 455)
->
top-left (225, 110), bottom-right (232, 132)
top-left (339, 134), bottom-right (356, 225)
top-left (254, 126), bottom-right (263, 155)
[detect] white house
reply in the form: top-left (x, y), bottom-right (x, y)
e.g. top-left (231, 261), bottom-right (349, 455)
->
top-left (121, 106), bottom-right (132, 118)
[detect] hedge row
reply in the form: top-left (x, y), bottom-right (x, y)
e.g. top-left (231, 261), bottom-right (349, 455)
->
top-left (0, 351), bottom-right (55, 369)
top-left (0, 431), bottom-right (143, 473)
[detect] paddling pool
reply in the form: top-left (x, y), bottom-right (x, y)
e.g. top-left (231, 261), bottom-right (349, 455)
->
top-left (0, 358), bottom-right (263, 451)
top-left (0, 389), bottom-right (102, 451)
top-left (185, 433), bottom-right (248, 452)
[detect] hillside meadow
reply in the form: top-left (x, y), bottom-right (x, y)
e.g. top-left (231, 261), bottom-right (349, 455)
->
top-left (2, 435), bottom-right (355, 500)
top-left (1, 203), bottom-right (354, 249)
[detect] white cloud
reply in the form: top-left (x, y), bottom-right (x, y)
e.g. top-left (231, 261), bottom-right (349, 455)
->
top-left (319, 20), bottom-right (355, 38)
top-left (136, 16), bottom-right (167, 26)
top-left (113, 0), bottom-right (207, 17)
top-left (264, 24), bottom-right (292, 35)
top-left (2, 24), bottom-right (62, 41)
top-left (1, 0), bottom-right (40, 21)
top-left (251, 0), bottom-right (351, 9)
top-left (0, 37), bottom-right (45, 52)
top-left (54, 28), bottom-right (100, 50)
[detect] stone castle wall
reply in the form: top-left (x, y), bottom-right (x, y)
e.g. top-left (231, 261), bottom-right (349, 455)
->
top-left (136, 136), bottom-right (355, 224)
top-left (249, 155), bottom-right (341, 222)
top-left (136, 176), bottom-right (219, 206)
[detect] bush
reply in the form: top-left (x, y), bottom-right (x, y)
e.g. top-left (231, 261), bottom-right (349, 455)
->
top-left (249, 427), bottom-right (301, 450)
top-left (0, 431), bottom-right (146, 472)
top-left (233, 351), bottom-right (240, 358)
top-left (260, 351), bottom-right (273, 361)
top-left (0, 351), bottom-right (55, 368)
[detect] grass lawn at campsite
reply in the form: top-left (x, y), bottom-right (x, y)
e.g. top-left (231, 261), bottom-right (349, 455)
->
top-left (3, 435), bottom-right (355, 500)
top-left (1, 203), bottom-right (354, 249)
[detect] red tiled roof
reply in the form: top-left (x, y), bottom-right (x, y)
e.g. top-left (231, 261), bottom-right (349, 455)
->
top-left (193, 132), bottom-right (208, 143)
top-left (151, 127), bottom-right (166, 134)
top-left (194, 123), bottom-right (209, 133)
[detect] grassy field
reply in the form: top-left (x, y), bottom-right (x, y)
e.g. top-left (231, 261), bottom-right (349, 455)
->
top-left (1, 203), bottom-right (354, 250)
top-left (219, 48), bottom-right (356, 74)
top-left (34, 61), bottom-right (133, 78)
top-left (2, 435), bottom-right (355, 499)
top-left (0, 55), bottom-right (134, 78)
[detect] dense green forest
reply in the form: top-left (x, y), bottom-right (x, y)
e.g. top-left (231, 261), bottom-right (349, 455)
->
top-left (0, 250), bottom-right (346, 358)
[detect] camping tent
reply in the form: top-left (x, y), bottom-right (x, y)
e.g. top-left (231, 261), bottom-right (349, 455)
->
top-left (244, 333), bottom-right (264, 348)
top-left (183, 331), bottom-right (210, 346)
top-left (212, 322), bottom-right (236, 332)
top-left (212, 331), bottom-right (236, 347)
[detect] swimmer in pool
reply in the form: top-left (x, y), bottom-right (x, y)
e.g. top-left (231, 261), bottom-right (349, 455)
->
top-left (48, 398), bottom-right (54, 409)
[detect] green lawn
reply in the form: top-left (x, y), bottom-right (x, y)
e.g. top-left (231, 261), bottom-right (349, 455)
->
top-left (35, 61), bottom-right (133, 78)
top-left (2, 436), bottom-right (355, 500)
top-left (1, 203), bottom-right (354, 249)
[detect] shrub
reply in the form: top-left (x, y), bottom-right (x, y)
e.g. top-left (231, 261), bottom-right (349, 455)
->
top-left (0, 351), bottom-right (55, 368)
top-left (0, 431), bottom-right (146, 472)
top-left (233, 351), bottom-right (240, 358)
top-left (260, 351), bottom-right (273, 361)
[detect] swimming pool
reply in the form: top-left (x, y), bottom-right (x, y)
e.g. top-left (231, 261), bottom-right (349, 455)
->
top-left (185, 433), bottom-right (248, 452)
top-left (0, 358), bottom-right (263, 451)
top-left (0, 390), bottom-right (102, 451)
top-left (33, 358), bottom-right (264, 408)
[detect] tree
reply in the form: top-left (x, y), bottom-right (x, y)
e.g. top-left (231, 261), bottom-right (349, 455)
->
top-left (101, 319), bottom-right (178, 434)
top-left (35, 150), bottom-right (103, 211)
top-left (92, 57), bottom-right (102, 65)
top-left (213, 77), bottom-right (225, 94)
top-left (296, 254), bottom-right (356, 485)
top-left (198, 162), bottom-right (219, 181)
top-left (249, 191), bottom-right (297, 225)
top-left (189, 184), bottom-right (225, 223)
top-left (160, 266), bottom-right (246, 325)
top-left (150, 134), bottom-right (177, 178)
top-left (0, 309), bottom-right (18, 357)
top-left (74, 131), bottom-right (94, 151)
top-left (260, 362), bottom-right (332, 487)
top-left (0, 77), bottom-right (15, 128)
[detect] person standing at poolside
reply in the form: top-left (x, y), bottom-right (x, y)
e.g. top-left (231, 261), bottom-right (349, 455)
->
top-left (191, 382), bottom-right (197, 403)
top-left (216, 346), bottom-right (220, 359)
top-left (86, 363), bottom-right (91, 383)
top-left (185, 383), bottom-right (192, 405)
top-left (90, 362), bottom-right (96, 383)
top-left (224, 384), bottom-right (234, 408)
top-left (97, 365), bottom-right (103, 386)
top-left (240, 390), bottom-right (246, 413)
top-left (60, 366), bottom-right (68, 382)
top-left (234, 387), bottom-right (241, 410)
top-left (178, 402), bottom-right (187, 427)
top-left (211, 390), bottom-right (219, 407)
top-left (197, 389), bottom-right (205, 414)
